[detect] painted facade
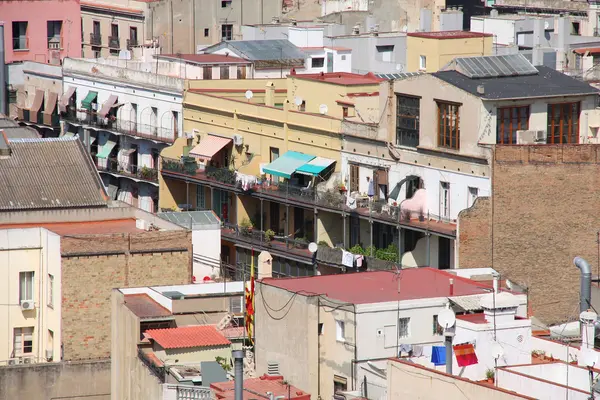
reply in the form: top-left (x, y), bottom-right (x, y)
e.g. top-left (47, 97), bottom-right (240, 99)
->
top-left (0, 228), bottom-right (62, 365)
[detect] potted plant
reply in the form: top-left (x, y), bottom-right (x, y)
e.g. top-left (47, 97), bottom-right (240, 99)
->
top-left (485, 368), bottom-right (495, 383)
top-left (240, 218), bottom-right (253, 235)
top-left (265, 229), bottom-right (275, 243)
top-left (418, 210), bottom-right (425, 222)
top-left (295, 237), bottom-right (309, 249)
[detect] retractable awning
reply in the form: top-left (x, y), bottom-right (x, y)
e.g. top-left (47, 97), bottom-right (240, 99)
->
top-left (189, 135), bottom-right (232, 161)
top-left (295, 157), bottom-right (335, 177)
top-left (81, 91), bottom-right (98, 110)
top-left (262, 151), bottom-right (315, 179)
top-left (43, 92), bottom-right (58, 115)
top-left (29, 90), bottom-right (45, 123)
top-left (59, 86), bottom-right (76, 113)
top-left (98, 95), bottom-right (118, 118)
top-left (97, 139), bottom-right (117, 158)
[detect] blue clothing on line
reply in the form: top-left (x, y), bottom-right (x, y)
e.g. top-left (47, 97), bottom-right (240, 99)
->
top-left (431, 346), bottom-right (446, 366)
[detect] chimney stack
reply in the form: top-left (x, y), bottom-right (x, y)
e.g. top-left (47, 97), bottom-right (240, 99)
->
top-left (233, 350), bottom-right (244, 400)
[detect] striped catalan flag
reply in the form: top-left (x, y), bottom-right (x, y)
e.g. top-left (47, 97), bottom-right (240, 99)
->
top-left (453, 343), bottom-right (478, 367)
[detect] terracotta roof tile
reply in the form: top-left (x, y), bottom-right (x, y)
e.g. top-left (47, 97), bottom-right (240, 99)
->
top-left (146, 325), bottom-right (231, 349)
top-left (211, 374), bottom-right (310, 400)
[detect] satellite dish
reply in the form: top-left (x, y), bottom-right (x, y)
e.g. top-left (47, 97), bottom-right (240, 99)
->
top-left (319, 104), bottom-right (328, 115)
top-left (308, 242), bottom-right (318, 253)
top-left (490, 341), bottom-right (504, 359)
top-left (245, 90), bottom-right (254, 100)
top-left (294, 96), bottom-right (303, 106)
top-left (437, 308), bottom-right (456, 329)
top-left (582, 350), bottom-right (598, 367)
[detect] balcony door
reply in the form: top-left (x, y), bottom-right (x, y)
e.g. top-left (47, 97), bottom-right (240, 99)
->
top-left (270, 202), bottom-right (280, 234)
top-left (439, 182), bottom-right (450, 219)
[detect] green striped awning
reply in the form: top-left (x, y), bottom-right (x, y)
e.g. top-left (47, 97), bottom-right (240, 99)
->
top-left (295, 157), bottom-right (336, 176)
top-left (81, 91), bottom-right (98, 110)
top-left (262, 151), bottom-right (315, 179)
top-left (97, 139), bottom-right (116, 158)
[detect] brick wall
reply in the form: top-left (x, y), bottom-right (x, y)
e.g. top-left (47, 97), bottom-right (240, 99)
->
top-left (61, 230), bottom-right (192, 361)
top-left (459, 145), bottom-right (600, 324)
top-left (457, 197), bottom-right (492, 269)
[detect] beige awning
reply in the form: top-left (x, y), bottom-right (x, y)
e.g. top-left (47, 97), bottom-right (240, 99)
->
top-left (59, 86), bottom-right (76, 113)
top-left (29, 90), bottom-right (45, 123)
top-left (43, 92), bottom-right (58, 115)
top-left (98, 95), bottom-right (118, 118)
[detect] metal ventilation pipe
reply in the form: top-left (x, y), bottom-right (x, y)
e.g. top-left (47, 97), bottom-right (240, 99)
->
top-left (233, 349), bottom-right (244, 400)
top-left (574, 257), bottom-right (592, 313)
top-left (0, 22), bottom-right (6, 116)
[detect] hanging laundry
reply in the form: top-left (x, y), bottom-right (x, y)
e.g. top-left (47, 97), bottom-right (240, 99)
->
top-left (354, 254), bottom-right (364, 268)
top-left (412, 345), bottom-right (424, 357)
top-left (453, 343), bottom-right (478, 367)
top-left (431, 346), bottom-right (446, 366)
top-left (346, 194), bottom-right (357, 210)
top-left (399, 344), bottom-right (412, 356)
top-left (341, 250), bottom-right (354, 267)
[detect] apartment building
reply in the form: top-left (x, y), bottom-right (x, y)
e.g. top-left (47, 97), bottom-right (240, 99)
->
top-left (0, 228), bottom-right (61, 366)
top-left (81, 0), bottom-right (147, 59)
top-left (0, 0), bottom-right (82, 65)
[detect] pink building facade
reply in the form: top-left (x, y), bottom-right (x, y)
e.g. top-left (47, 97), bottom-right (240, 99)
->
top-left (1, 0), bottom-right (82, 64)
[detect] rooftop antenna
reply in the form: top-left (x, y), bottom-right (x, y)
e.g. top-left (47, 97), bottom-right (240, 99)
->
top-left (438, 306), bottom-right (456, 375)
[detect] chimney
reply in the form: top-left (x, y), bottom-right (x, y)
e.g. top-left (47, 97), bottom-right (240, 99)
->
top-left (265, 82), bottom-right (275, 107)
top-left (477, 85), bottom-right (485, 95)
top-left (532, 18), bottom-right (544, 66)
top-left (574, 257), bottom-right (592, 313)
top-left (580, 310), bottom-right (597, 350)
top-left (0, 22), bottom-right (6, 116)
top-left (258, 251), bottom-right (273, 279)
top-left (493, 274), bottom-right (499, 294)
top-left (449, 278), bottom-right (454, 296)
top-left (233, 350), bottom-right (244, 400)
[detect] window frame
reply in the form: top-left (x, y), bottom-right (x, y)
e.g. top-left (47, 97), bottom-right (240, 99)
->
top-left (437, 101), bottom-right (460, 150)
top-left (14, 327), bottom-right (34, 356)
top-left (547, 102), bottom-right (580, 144)
top-left (221, 24), bottom-right (233, 41)
top-left (311, 57), bottom-right (325, 69)
top-left (432, 315), bottom-right (444, 335)
top-left (396, 94), bottom-right (420, 147)
top-left (335, 319), bottom-right (345, 342)
top-left (19, 271), bottom-right (34, 302)
top-left (196, 185), bottom-right (206, 209)
top-left (467, 186), bottom-right (478, 208)
top-left (419, 55), bottom-right (426, 70)
top-left (440, 181), bottom-right (450, 219)
top-left (398, 317), bottom-right (410, 338)
top-left (349, 164), bottom-right (359, 193)
top-left (12, 21), bottom-right (29, 51)
top-left (496, 105), bottom-right (530, 144)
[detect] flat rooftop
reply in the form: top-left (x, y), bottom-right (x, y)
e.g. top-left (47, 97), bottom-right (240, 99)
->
top-left (261, 268), bottom-right (494, 304)
top-left (408, 30), bottom-right (493, 40)
top-left (0, 219), bottom-right (143, 235)
top-left (124, 293), bottom-right (173, 319)
top-left (291, 71), bottom-right (385, 85)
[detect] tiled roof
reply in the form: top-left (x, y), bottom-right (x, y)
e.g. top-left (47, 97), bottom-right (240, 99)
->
top-left (0, 137), bottom-right (108, 211)
top-left (157, 54), bottom-right (251, 64)
top-left (211, 374), bottom-right (310, 400)
top-left (124, 294), bottom-right (172, 319)
top-left (145, 325), bottom-right (231, 349)
top-left (261, 268), bottom-right (495, 304)
top-left (203, 40), bottom-right (305, 62)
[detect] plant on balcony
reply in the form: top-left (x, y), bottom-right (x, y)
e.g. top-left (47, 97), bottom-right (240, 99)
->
top-left (485, 368), bottom-right (495, 383)
top-left (317, 240), bottom-right (330, 248)
top-left (418, 210), bottom-right (425, 222)
top-left (265, 229), bottom-right (275, 242)
top-left (348, 244), bottom-right (365, 255)
top-left (402, 209), bottom-right (412, 221)
top-left (139, 166), bottom-right (156, 181)
top-left (240, 218), bottom-right (253, 235)
top-left (207, 167), bottom-right (236, 185)
top-left (295, 237), bottom-right (309, 249)
top-left (375, 244), bottom-right (399, 263)
top-left (338, 183), bottom-right (347, 194)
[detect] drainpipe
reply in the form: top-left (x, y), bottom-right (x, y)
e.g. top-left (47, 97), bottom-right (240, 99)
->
top-left (233, 349), bottom-right (244, 400)
top-left (0, 22), bottom-right (6, 116)
top-left (574, 257), bottom-right (592, 313)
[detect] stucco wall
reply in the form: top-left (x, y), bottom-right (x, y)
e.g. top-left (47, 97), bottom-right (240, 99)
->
top-left (0, 359), bottom-right (110, 400)
top-left (406, 35), bottom-right (493, 73)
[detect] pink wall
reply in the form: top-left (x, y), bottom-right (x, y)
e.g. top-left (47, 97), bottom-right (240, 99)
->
top-left (0, 0), bottom-right (82, 64)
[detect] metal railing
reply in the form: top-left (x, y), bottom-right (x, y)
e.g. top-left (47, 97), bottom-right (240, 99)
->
top-left (62, 111), bottom-right (175, 143)
top-left (222, 221), bottom-right (311, 253)
top-left (90, 33), bottom-right (102, 46)
top-left (98, 158), bottom-right (159, 183)
top-left (12, 37), bottom-right (28, 51)
top-left (163, 384), bottom-right (211, 400)
top-left (108, 36), bottom-right (120, 49)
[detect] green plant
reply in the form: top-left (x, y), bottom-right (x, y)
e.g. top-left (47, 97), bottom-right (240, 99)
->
top-left (485, 369), bottom-right (495, 380)
top-left (364, 245), bottom-right (376, 257)
top-left (348, 244), bottom-right (365, 255)
top-left (215, 356), bottom-right (231, 372)
top-left (376, 244), bottom-right (399, 262)
top-left (265, 229), bottom-right (275, 241)
top-left (240, 218), bottom-right (253, 235)
top-left (317, 240), bottom-right (331, 247)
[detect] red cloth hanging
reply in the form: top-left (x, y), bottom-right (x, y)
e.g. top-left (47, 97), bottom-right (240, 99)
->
top-left (454, 343), bottom-right (478, 367)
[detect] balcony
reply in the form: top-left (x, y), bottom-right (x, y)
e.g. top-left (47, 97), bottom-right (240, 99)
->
top-left (90, 33), bottom-right (102, 46)
top-left (127, 38), bottom-right (138, 50)
top-left (160, 157), bottom-right (457, 237)
top-left (108, 36), bottom-right (120, 49)
top-left (98, 158), bottom-right (159, 183)
top-left (62, 111), bottom-right (175, 143)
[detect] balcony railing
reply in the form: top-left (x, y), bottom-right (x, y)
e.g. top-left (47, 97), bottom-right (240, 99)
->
top-left (108, 36), bottom-right (120, 49)
top-left (62, 111), bottom-right (175, 143)
top-left (90, 33), bottom-right (102, 46)
top-left (221, 222), bottom-right (312, 256)
top-left (161, 157), bottom-right (456, 235)
top-left (12, 37), bottom-right (28, 51)
top-left (127, 38), bottom-right (138, 49)
top-left (98, 158), bottom-right (159, 183)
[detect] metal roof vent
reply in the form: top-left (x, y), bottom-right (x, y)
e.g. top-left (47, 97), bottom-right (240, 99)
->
top-left (477, 85), bottom-right (485, 95)
top-left (267, 361), bottom-right (280, 376)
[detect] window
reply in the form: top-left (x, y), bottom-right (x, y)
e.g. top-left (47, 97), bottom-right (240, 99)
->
top-left (440, 182), bottom-right (450, 219)
top-left (14, 327), bottom-right (34, 356)
top-left (20, 272), bottom-right (34, 302)
top-left (437, 101), bottom-right (460, 150)
top-left (129, 27), bottom-right (138, 46)
top-left (203, 66), bottom-right (212, 80)
top-left (48, 274), bottom-right (54, 308)
top-left (497, 106), bottom-right (529, 144)
top-left (349, 164), bottom-right (359, 192)
top-left (432, 315), bottom-right (444, 335)
top-left (334, 376), bottom-right (348, 393)
top-left (396, 95), bottom-right (420, 147)
top-left (299, 100), bottom-right (306, 112)
top-left (222, 0), bottom-right (231, 6)
top-left (221, 24), bottom-right (233, 41)
top-left (376, 45), bottom-right (394, 62)
top-left (111, 23), bottom-right (119, 38)
top-left (269, 147), bottom-right (279, 162)
top-left (172, 111), bottom-right (179, 137)
top-left (12, 21), bottom-right (28, 50)
top-left (196, 185), bottom-right (206, 209)
top-left (398, 317), bottom-right (410, 338)
top-left (547, 102), bottom-right (580, 144)
top-left (341, 55), bottom-right (346, 60)
top-left (204, 28), bottom-right (209, 37)
top-left (47, 21), bottom-right (62, 49)
top-left (467, 187), bottom-right (478, 208)
top-left (572, 21), bottom-right (580, 35)
top-left (335, 320), bottom-right (345, 341)
top-left (237, 66), bottom-right (246, 79)
top-left (47, 330), bottom-right (54, 360)
top-left (220, 66), bottom-right (230, 79)
top-left (311, 57), bottom-right (324, 68)
top-left (342, 107), bottom-right (349, 118)
top-left (93, 21), bottom-right (100, 35)
top-left (419, 55), bottom-right (427, 70)
top-left (318, 323), bottom-right (324, 335)
top-left (229, 296), bottom-right (242, 313)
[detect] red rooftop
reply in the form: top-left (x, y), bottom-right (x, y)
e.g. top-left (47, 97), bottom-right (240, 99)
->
top-left (211, 374), bottom-right (310, 400)
top-left (145, 325), bottom-right (231, 349)
top-left (408, 30), bottom-right (493, 40)
top-left (260, 268), bottom-right (494, 304)
top-left (290, 71), bottom-right (385, 85)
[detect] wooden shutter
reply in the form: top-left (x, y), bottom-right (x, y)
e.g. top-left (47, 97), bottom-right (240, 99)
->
top-left (350, 164), bottom-right (359, 192)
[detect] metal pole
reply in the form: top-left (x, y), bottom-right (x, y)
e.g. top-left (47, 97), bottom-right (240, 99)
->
top-left (369, 221), bottom-right (373, 257)
top-left (343, 213), bottom-right (347, 248)
top-left (0, 23), bottom-right (6, 116)
top-left (233, 349), bottom-right (244, 400)
top-left (426, 233), bottom-right (430, 267)
top-left (445, 335), bottom-right (452, 374)
top-left (260, 199), bottom-right (264, 242)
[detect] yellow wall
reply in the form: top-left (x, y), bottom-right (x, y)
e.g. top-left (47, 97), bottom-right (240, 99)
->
top-left (406, 36), bottom-right (493, 73)
top-left (155, 344), bottom-right (231, 364)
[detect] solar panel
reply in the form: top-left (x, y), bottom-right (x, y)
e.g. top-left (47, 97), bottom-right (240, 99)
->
top-left (455, 54), bottom-right (538, 78)
top-left (375, 72), bottom-right (424, 80)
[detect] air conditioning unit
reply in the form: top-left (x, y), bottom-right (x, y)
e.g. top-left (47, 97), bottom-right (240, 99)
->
top-left (22, 357), bottom-right (32, 364)
top-left (233, 134), bottom-right (243, 146)
top-left (46, 349), bottom-right (53, 361)
top-left (7, 358), bottom-right (17, 366)
top-left (20, 300), bottom-right (35, 310)
top-left (516, 130), bottom-right (546, 144)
